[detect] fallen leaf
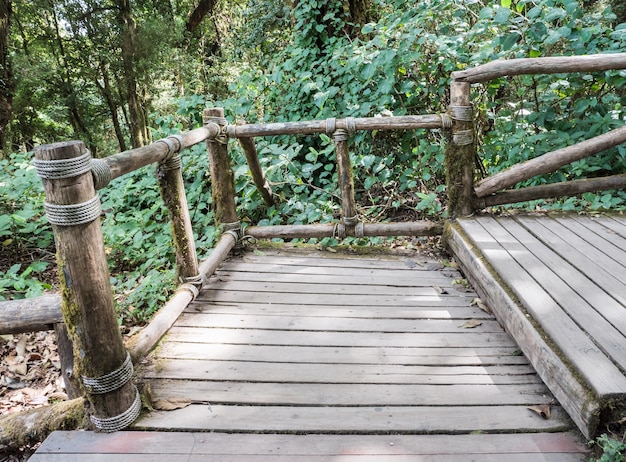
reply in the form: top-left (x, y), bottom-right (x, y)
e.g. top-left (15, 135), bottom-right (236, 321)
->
top-left (152, 396), bottom-right (192, 411)
top-left (459, 320), bottom-right (483, 329)
top-left (470, 298), bottom-right (492, 314)
top-left (432, 286), bottom-right (448, 294)
top-left (527, 404), bottom-right (551, 419)
top-left (252, 249), bottom-right (265, 256)
top-left (16, 335), bottom-right (27, 357)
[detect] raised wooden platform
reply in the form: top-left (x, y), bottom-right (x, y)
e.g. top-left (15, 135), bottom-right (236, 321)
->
top-left (446, 213), bottom-right (626, 439)
top-left (33, 246), bottom-right (590, 459)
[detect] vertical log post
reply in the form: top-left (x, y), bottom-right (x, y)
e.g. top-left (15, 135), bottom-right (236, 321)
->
top-left (445, 81), bottom-right (476, 217)
top-left (203, 108), bottom-right (239, 232)
top-left (54, 323), bottom-right (80, 398)
top-left (155, 136), bottom-right (200, 284)
top-left (237, 121), bottom-right (275, 207)
top-left (333, 128), bottom-right (358, 233)
top-left (34, 141), bottom-right (140, 432)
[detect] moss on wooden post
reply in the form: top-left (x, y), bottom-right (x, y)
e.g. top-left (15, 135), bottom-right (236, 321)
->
top-left (203, 108), bottom-right (239, 229)
top-left (34, 141), bottom-right (139, 431)
top-left (334, 129), bottom-right (357, 230)
top-left (445, 81), bottom-right (476, 218)
top-left (155, 145), bottom-right (200, 283)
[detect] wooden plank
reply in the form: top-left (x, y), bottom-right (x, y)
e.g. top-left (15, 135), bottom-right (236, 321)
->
top-left (195, 290), bottom-right (475, 306)
top-left (187, 303), bottom-right (494, 319)
top-left (135, 404), bottom-right (571, 433)
top-left (448, 221), bottom-right (601, 438)
top-left (502, 217), bottom-right (626, 366)
top-left (592, 216), bottom-right (626, 238)
top-left (218, 261), bottom-right (460, 277)
top-left (212, 269), bottom-right (462, 288)
top-left (568, 215), bottom-right (626, 264)
top-left (29, 454), bottom-right (589, 462)
top-left (461, 217), bottom-right (626, 396)
top-left (235, 254), bottom-right (445, 270)
top-left (175, 313), bottom-right (505, 333)
top-left (516, 215), bottom-right (626, 309)
top-left (572, 216), bottom-right (626, 251)
top-left (148, 379), bottom-right (551, 406)
top-left (143, 359), bottom-right (538, 384)
top-left (165, 326), bottom-right (518, 348)
top-left (33, 431), bottom-right (589, 458)
top-left (156, 343), bottom-right (529, 365)
top-left (202, 280), bottom-right (453, 297)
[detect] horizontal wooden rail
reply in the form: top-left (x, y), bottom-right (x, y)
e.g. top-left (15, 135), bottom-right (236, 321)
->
top-left (474, 123), bottom-right (626, 198)
top-left (226, 115), bottom-right (446, 138)
top-left (478, 174), bottom-right (626, 208)
top-left (103, 125), bottom-right (219, 181)
top-left (244, 221), bottom-right (443, 240)
top-left (127, 231), bottom-right (237, 361)
top-left (452, 53), bottom-right (626, 83)
top-left (0, 295), bottom-right (62, 334)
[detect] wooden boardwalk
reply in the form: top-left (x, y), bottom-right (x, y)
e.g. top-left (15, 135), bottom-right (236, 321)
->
top-left (447, 213), bottom-right (626, 439)
top-left (34, 245), bottom-right (589, 460)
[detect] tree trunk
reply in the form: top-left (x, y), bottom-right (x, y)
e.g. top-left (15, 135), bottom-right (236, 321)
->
top-left (186, 0), bottom-right (218, 33)
top-left (118, 0), bottom-right (146, 148)
top-left (0, 0), bottom-right (12, 153)
top-left (96, 61), bottom-right (127, 152)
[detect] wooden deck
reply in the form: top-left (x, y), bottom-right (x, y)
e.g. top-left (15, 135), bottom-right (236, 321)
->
top-left (446, 213), bottom-right (626, 439)
top-left (34, 246), bottom-right (589, 460)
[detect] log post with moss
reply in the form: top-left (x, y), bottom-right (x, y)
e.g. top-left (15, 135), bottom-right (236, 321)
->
top-left (155, 136), bottom-right (200, 285)
top-left (445, 81), bottom-right (476, 218)
top-left (34, 141), bottom-right (140, 432)
top-left (203, 108), bottom-right (239, 231)
top-left (333, 128), bottom-right (358, 232)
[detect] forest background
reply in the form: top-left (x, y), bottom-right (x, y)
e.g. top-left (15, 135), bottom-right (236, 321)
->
top-left (0, 0), bottom-right (625, 326)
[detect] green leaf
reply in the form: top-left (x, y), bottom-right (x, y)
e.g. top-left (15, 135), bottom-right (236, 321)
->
top-left (500, 0), bottom-right (511, 8)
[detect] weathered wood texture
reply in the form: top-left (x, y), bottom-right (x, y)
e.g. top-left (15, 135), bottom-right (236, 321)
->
top-left (35, 141), bottom-right (136, 426)
top-left (103, 126), bottom-right (218, 181)
top-left (451, 53), bottom-right (626, 83)
top-left (243, 221), bottom-right (443, 239)
top-left (156, 154), bottom-right (199, 283)
top-left (136, 249), bottom-right (572, 436)
top-left (474, 124), bottom-right (626, 198)
top-left (203, 108), bottom-right (238, 226)
top-left (237, 128), bottom-right (274, 206)
top-left (445, 81), bottom-right (475, 217)
top-left (478, 174), bottom-right (626, 207)
top-left (446, 214), bottom-right (626, 438)
top-left (227, 114), bottom-right (444, 138)
top-left (33, 430), bottom-right (588, 461)
top-left (0, 294), bottom-right (62, 334)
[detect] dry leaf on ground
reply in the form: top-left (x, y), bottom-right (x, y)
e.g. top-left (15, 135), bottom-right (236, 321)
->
top-left (527, 404), bottom-right (551, 419)
top-left (152, 396), bottom-right (192, 411)
top-left (459, 319), bottom-right (483, 329)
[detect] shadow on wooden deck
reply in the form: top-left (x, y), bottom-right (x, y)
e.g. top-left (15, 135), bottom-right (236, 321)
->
top-left (446, 213), bottom-right (626, 439)
top-left (33, 245), bottom-right (590, 460)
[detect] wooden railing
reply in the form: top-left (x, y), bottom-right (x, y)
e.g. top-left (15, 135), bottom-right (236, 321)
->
top-left (450, 54), bottom-right (626, 210)
top-left (5, 52), bottom-right (626, 431)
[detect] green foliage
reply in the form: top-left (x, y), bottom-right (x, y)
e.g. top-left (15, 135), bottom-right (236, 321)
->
top-left (590, 433), bottom-right (626, 462)
top-left (0, 152), bottom-right (53, 300)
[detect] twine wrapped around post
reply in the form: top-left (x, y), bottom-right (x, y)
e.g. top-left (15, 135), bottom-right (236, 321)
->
top-left (203, 108), bottom-right (239, 230)
top-left (34, 141), bottom-right (139, 432)
top-left (444, 82), bottom-right (476, 217)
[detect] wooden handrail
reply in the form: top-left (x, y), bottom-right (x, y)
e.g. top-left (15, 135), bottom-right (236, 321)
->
top-left (102, 125), bottom-right (218, 181)
top-left (478, 174), bottom-right (626, 207)
top-left (452, 53), bottom-right (626, 83)
top-left (474, 124), bottom-right (626, 198)
top-left (226, 114), bottom-right (445, 138)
